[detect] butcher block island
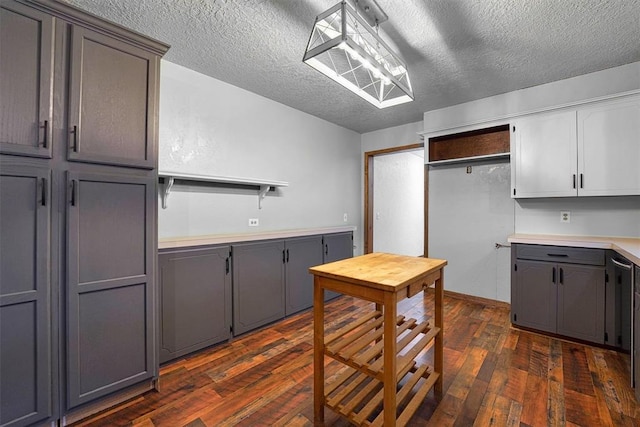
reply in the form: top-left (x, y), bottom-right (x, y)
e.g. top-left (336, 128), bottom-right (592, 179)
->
top-left (310, 253), bottom-right (447, 426)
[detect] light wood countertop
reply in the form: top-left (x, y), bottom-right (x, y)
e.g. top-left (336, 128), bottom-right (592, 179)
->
top-left (158, 225), bottom-right (356, 250)
top-left (508, 234), bottom-right (640, 265)
top-left (309, 252), bottom-right (447, 293)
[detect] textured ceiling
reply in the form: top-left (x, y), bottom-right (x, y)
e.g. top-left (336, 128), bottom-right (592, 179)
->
top-left (62, 0), bottom-right (640, 133)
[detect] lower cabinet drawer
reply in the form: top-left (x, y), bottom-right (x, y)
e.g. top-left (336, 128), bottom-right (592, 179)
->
top-left (515, 244), bottom-right (605, 266)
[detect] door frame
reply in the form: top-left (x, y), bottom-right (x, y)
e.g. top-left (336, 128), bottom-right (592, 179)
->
top-left (364, 143), bottom-right (426, 255)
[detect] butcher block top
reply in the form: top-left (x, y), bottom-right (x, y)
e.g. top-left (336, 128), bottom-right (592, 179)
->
top-left (309, 252), bottom-right (447, 293)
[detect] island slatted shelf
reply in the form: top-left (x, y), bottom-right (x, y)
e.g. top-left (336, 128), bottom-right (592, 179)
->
top-left (310, 253), bottom-right (447, 426)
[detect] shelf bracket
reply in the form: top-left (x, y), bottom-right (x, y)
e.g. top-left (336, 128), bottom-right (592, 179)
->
top-left (161, 177), bottom-right (175, 209)
top-left (258, 185), bottom-right (270, 209)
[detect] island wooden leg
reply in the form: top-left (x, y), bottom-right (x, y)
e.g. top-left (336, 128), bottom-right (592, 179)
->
top-left (434, 270), bottom-right (444, 398)
top-left (383, 291), bottom-right (397, 426)
top-left (313, 277), bottom-right (325, 425)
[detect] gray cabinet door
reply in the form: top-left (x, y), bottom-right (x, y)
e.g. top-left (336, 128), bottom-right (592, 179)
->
top-left (0, 1), bottom-right (53, 158)
top-left (65, 171), bottom-right (155, 409)
top-left (232, 240), bottom-right (285, 336)
top-left (159, 247), bottom-right (232, 363)
top-left (512, 260), bottom-right (556, 334)
top-left (67, 26), bottom-right (158, 168)
top-left (285, 236), bottom-right (323, 315)
top-left (322, 232), bottom-right (353, 301)
top-left (557, 264), bottom-right (605, 343)
top-left (0, 165), bottom-right (52, 426)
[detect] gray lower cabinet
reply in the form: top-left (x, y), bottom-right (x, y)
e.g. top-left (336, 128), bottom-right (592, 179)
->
top-left (232, 240), bottom-right (286, 336)
top-left (556, 264), bottom-right (605, 343)
top-left (159, 232), bottom-right (353, 349)
top-left (0, 0), bottom-right (53, 158)
top-left (511, 244), bottom-right (605, 344)
top-left (159, 247), bottom-right (232, 363)
top-left (0, 165), bottom-right (52, 426)
top-left (285, 236), bottom-right (323, 315)
top-left (510, 260), bottom-right (556, 334)
top-left (65, 171), bottom-right (156, 409)
top-left (322, 232), bottom-right (354, 301)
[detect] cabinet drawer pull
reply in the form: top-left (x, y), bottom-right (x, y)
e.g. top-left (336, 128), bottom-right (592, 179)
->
top-left (547, 253), bottom-right (569, 258)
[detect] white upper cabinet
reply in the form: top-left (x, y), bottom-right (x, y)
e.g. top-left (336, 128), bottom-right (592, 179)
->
top-left (512, 94), bottom-right (640, 198)
top-left (512, 110), bottom-right (578, 198)
top-left (578, 96), bottom-right (640, 196)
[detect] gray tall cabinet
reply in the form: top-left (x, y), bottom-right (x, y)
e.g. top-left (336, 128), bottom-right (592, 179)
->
top-left (0, 0), bottom-right (168, 425)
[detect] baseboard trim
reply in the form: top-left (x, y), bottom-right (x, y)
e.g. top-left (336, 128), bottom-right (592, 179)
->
top-left (61, 380), bottom-right (155, 426)
top-left (425, 288), bottom-right (510, 309)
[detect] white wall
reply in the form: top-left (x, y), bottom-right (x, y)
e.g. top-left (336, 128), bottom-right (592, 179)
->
top-left (423, 62), bottom-right (640, 133)
top-left (429, 161), bottom-right (514, 302)
top-left (373, 150), bottom-right (424, 256)
top-left (158, 61), bottom-right (363, 253)
top-left (424, 61), bottom-right (640, 241)
top-left (421, 62), bottom-right (640, 301)
top-left (361, 121), bottom-right (424, 152)
top-left (361, 121), bottom-right (424, 254)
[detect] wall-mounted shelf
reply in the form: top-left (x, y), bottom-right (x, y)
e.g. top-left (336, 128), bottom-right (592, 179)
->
top-left (427, 152), bottom-right (510, 167)
top-left (158, 172), bottom-right (288, 209)
top-left (425, 124), bottom-right (511, 165)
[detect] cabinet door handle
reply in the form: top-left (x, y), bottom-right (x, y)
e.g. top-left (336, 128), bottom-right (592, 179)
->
top-left (572, 174), bottom-right (576, 189)
top-left (282, 249), bottom-right (286, 264)
top-left (225, 257), bottom-right (230, 274)
top-left (325, 244), bottom-right (328, 256)
top-left (286, 249), bottom-right (289, 263)
top-left (40, 120), bottom-right (48, 148)
top-left (70, 125), bottom-right (78, 152)
top-left (70, 180), bottom-right (77, 206)
top-left (552, 267), bottom-right (556, 283)
top-left (559, 268), bottom-right (564, 284)
top-left (580, 173), bottom-right (584, 189)
top-left (40, 177), bottom-right (47, 206)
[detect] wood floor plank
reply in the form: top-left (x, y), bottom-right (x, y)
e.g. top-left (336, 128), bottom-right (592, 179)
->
top-left (70, 294), bottom-right (640, 427)
top-left (562, 342), bottom-right (596, 396)
top-left (520, 373), bottom-right (548, 426)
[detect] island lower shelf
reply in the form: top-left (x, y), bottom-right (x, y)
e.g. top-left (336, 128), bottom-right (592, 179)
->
top-left (323, 310), bottom-right (441, 426)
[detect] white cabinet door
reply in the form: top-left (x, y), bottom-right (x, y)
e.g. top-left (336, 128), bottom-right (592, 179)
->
top-left (512, 110), bottom-right (577, 198)
top-left (578, 96), bottom-right (640, 196)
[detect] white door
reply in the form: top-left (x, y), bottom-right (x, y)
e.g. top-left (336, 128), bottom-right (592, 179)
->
top-left (372, 150), bottom-right (424, 256)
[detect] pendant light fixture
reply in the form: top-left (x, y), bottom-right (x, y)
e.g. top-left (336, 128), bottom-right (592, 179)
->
top-left (303, 0), bottom-right (413, 109)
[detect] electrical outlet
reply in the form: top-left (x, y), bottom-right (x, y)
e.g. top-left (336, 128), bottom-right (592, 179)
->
top-left (343, 213), bottom-right (348, 222)
top-left (560, 211), bottom-right (571, 223)
top-left (248, 218), bottom-right (259, 226)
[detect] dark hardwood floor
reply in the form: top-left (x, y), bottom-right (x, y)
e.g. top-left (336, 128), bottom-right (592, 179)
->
top-left (72, 292), bottom-right (640, 426)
